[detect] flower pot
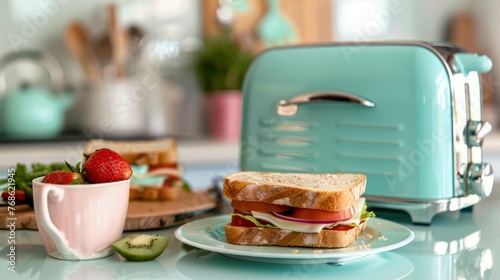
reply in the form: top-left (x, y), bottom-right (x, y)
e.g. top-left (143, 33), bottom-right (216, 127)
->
top-left (206, 91), bottom-right (242, 141)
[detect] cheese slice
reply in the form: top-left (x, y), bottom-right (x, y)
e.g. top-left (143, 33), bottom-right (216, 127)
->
top-left (251, 198), bottom-right (366, 233)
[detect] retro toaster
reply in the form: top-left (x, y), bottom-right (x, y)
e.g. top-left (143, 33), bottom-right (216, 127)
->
top-left (239, 41), bottom-right (494, 224)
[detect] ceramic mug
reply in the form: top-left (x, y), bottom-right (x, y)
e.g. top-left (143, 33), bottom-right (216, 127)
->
top-left (33, 177), bottom-right (130, 260)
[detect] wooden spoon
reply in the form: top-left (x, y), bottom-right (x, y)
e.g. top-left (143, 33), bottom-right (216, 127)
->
top-left (107, 4), bottom-right (129, 78)
top-left (64, 22), bottom-right (101, 84)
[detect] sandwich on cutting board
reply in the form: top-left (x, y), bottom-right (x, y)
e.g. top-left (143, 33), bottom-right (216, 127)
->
top-left (85, 138), bottom-right (183, 201)
top-left (223, 171), bottom-right (374, 248)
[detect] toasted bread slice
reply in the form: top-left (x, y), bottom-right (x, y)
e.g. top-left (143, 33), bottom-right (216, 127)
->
top-left (223, 172), bottom-right (366, 212)
top-left (224, 222), bottom-right (366, 248)
top-left (85, 138), bottom-right (178, 166)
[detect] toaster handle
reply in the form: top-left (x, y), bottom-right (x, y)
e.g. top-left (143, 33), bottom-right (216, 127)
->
top-left (277, 91), bottom-right (375, 116)
top-left (452, 53), bottom-right (492, 74)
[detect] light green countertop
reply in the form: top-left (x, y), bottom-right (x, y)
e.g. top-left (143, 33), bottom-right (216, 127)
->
top-left (1, 181), bottom-right (499, 280)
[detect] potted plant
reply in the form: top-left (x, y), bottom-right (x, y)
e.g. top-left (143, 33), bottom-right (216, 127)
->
top-left (193, 31), bottom-right (254, 141)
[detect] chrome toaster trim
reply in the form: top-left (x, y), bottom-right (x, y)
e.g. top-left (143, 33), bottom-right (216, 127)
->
top-left (364, 194), bottom-right (481, 224)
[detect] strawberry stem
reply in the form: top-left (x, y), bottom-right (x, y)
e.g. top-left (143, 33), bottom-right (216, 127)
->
top-left (65, 161), bottom-right (75, 172)
top-left (64, 161), bottom-right (82, 173)
top-left (75, 162), bottom-right (81, 173)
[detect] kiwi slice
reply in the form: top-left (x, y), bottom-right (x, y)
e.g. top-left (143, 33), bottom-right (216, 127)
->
top-left (112, 234), bottom-right (169, 261)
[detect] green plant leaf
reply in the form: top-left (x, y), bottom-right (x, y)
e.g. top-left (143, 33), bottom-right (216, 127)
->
top-left (0, 162), bottom-right (72, 207)
top-left (194, 31), bottom-right (254, 93)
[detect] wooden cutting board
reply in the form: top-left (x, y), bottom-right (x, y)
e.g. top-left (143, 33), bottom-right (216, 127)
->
top-left (0, 191), bottom-right (217, 231)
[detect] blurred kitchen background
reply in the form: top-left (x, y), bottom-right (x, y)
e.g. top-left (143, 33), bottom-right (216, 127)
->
top-left (0, 0), bottom-right (498, 143)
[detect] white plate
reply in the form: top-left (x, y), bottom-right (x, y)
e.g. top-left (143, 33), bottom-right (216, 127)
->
top-left (175, 215), bottom-right (414, 264)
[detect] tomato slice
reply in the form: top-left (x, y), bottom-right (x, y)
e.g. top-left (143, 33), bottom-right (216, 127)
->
top-left (231, 200), bottom-right (292, 213)
top-left (231, 209), bottom-right (273, 227)
top-left (291, 207), bottom-right (354, 221)
top-left (231, 215), bottom-right (256, 227)
top-left (327, 224), bottom-right (355, 231)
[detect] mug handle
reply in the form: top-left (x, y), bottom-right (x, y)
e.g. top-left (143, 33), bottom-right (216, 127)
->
top-left (38, 185), bottom-right (79, 259)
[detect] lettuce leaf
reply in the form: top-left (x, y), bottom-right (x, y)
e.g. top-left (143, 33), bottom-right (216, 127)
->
top-left (229, 213), bottom-right (278, 228)
top-left (323, 222), bottom-right (358, 229)
top-left (360, 203), bottom-right (376, 220)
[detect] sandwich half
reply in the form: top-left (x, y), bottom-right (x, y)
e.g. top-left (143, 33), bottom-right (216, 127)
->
top-left (85, 138), bottom-right (183, 201)
top-left (223, 171), bottom-right (374, 248)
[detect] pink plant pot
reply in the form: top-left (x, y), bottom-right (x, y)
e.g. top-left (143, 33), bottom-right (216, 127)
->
top-left (206, 91), bottom-right (242, 141)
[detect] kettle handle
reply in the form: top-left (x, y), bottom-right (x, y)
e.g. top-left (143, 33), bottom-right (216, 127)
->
top-left (0, 50), bottom-right (64, 93)
top-left (277, 91), bottom-right (375, 116)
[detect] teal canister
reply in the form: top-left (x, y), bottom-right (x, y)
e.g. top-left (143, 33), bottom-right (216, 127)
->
top-left (0, 50), bottom-right (73, 139)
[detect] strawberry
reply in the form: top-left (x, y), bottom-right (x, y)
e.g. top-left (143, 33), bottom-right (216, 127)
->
top-left (1, 190), bottom-right (26, 201)
top-left (83, 148), bottom-right (132, 183)
top-left (42, 170), bottom-right (84, 184)
top-left (42, 162), bottom-right (84, 184)
top-left (43, 170), bottom-right (84, 185)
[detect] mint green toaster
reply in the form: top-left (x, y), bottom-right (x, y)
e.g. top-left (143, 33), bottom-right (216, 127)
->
top-left (239, 42), bottom-right (494, 224)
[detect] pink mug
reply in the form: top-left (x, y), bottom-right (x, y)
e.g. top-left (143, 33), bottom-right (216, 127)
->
top-left (33, 177), bottom-right (130, 260)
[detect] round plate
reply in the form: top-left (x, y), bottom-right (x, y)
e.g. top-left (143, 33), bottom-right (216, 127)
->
top-left (175, 215), bottom-right (414, 264)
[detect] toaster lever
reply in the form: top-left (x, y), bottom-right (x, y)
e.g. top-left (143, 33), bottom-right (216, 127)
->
top-left (277, 91), bottom-right (375, 116)
top-left (467, 163), bottom-right (494, 198)
top-left (466, 121), bottom-right (492, 147)
top-left (452, 53), bottom-right (492, 74)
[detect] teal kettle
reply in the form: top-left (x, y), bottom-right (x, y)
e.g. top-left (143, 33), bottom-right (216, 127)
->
top-left (0, 50), bottom-right (74, 139)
